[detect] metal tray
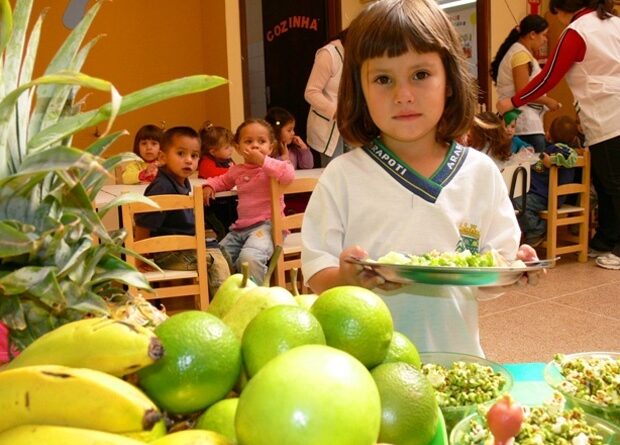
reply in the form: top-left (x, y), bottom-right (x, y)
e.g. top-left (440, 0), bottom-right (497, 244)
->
top-left (345, 257), bottom-right (556, 287)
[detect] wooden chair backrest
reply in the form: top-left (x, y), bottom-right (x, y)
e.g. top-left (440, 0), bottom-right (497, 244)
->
top-left (120, 185), bottom-right (209, 309)
top-left (269, 176), bottom-right (319, 288)
top-left (541, 147), bottom-right (591, 262)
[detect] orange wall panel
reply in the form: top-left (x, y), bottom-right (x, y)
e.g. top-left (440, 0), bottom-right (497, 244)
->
top-left (23, 0), bottom-right (231, 156)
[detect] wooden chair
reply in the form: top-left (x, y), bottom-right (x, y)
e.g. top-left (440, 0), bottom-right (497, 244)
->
top-left (270, 176), bottom-right (318, 291)
top-left (538, 148), bottom-right (591, 262)
top-left (121, 185), bottom-right (209, 310)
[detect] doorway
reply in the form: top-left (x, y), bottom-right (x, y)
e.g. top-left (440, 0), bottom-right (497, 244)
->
top-left (239, 0), bottom-right (341, 141)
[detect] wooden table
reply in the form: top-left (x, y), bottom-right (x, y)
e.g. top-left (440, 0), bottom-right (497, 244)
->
top-left (95, 168), bottom-right (325, 230)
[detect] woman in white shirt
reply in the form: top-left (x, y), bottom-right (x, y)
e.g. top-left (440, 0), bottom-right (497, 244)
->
top-left (304, 29), bottom-right (347, 167)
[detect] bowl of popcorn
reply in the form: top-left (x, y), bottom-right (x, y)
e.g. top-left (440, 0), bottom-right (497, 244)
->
top-left (420, 352), bottom-right (513, 433)
top-left (450, 392), bottom-right (620, 445)
top-left (544, 351), bottom-right (620, 426)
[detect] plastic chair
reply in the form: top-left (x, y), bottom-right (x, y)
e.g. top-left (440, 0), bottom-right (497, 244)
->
top-left (269, 176), bottom-right (318, 291)
top-left (121, 185), bottom-right (209, 310)
top-left (538, 148), bottom-right (591, 262)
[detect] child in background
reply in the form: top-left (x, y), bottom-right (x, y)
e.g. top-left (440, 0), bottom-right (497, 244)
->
top-left (265, 107), bottom-right (314, 169)
top-left (136, 126), bottom-right (230, 298)
top-left (503, 109), bottom-right (534, 154)
top-left (301, 0), bottom-right (538, 356)
top-left (468, 111), bottom-right (513, 169)
top-left (513, 115), bottom-right (579, 246)
top-left (122, 124), bottom-right (163, 184)
top-left (204, 119), bottom-right (295, 284)
top-left (198, 122), bottom-right (238, 240)
top-left (198, 122), bottom-right (235, 179)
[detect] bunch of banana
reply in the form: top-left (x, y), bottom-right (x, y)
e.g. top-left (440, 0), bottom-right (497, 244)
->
top-left (151, 429), bottom-right (234, 445)
top-left (5, 317), bottom-right (163, 376)
top-left (0, 425), bottom-right (146, 445)
top-left (0, 365), bottom-right (162, 436)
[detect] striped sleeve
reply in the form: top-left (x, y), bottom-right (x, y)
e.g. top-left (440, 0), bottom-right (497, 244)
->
top-left (512, 28), bottom-right (586, 107)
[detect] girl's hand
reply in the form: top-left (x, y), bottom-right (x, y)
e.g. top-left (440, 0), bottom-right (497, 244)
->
top-left (516, 244), bottom-right (543, 286)
top-left (547, 98), bottom-right (562, 111)
top-left (202, 185), bottom-right (216, 205)
top-left (292, 135), bottom-right (308, 150)
top-left (339, 246), bottom-right (402, 291)
top-left (244, 148), bottom-right (266, 166)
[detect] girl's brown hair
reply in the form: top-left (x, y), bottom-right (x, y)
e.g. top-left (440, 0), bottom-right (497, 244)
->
top-left (199, 121), bottom-right (234, 158)
top-left (133, 124), bottom-right (164, 156)
top-left (233, 118), bottom-right (276, 148)
top-left (468, 112), bottom-right (512, 162)
top-left (337, 0), bottom-right (477, 147)
top-left (264, 107), bottom-right (295, 158)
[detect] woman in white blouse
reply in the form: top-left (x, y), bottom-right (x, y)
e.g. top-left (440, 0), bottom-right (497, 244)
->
top-left (304, 29), bottom-right (347, 167)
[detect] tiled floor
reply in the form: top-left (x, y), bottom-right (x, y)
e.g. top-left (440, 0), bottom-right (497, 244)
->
top-left (479, 255), bottom-right (620, 364)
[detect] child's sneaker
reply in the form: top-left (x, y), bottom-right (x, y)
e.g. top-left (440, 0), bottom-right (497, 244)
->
top-left (595, 253), bottom-right (620, 270)
top-left (588, 247), bottom-right (611, 258)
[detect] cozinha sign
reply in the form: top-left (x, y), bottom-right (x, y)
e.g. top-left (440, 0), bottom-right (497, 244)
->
top-left (265, 16), bottom-right (320, 42)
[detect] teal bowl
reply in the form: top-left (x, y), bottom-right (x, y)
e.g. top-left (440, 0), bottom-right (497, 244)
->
top-left (450, 410), bottom-right (620, 444)
top-left (544, 351), bottom-right (620, 426)
top-left (420, 352), bottom-right (513, 434)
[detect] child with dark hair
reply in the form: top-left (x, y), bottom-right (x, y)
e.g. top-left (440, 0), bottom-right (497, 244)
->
top-left (204, 119), bottom-right (295, 283)
top-left (198, 121), bottom-right (235, 179)
top-left (121, 124), bottom-right (163, 184)
top-left (514, 115), bottom-right (580, 246)
top-left (136, 126), bottom-right (230, 296)
top-left (302, 0), bottom-right (538, 355)
top-left (265, 106), bottom-right (314, 169)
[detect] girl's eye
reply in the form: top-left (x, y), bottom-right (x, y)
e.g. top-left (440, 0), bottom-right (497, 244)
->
top-left (373, 75), bottom-right (390, 85)
top-left (413, 71), bottom-right (430, 80)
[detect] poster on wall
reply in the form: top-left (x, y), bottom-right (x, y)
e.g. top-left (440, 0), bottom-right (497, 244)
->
top-left (445, 5), bottom-right (478, 79)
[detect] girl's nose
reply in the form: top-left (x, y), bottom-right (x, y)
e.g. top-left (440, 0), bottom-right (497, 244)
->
top-left (395, 84), bottom-right (414, 104)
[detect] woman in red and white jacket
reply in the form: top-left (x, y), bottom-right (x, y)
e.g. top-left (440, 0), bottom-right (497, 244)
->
top-left (498, 0), bottom-right (620, 270)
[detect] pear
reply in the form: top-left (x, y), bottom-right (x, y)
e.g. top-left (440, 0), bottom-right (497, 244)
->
top-left (208, 263), bottom-right (257, 319)
top-left (222, 285), bottom-right (297, 339)
top-left (291, 268), bottom-right (319, 310)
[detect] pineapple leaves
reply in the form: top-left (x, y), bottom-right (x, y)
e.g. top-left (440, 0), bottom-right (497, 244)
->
top-left (0, 0), bottom-right (13, 57)
top-left (29, 75), bottom-right (227, 152)
top-left (0, 221), bottom-right (33, 258)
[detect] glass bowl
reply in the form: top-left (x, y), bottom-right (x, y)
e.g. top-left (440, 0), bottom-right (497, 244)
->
top-left (419, 352), bottom-right (513, 433)
top-left (543, 351), bottom-right (620, 425)
top-left (450, 408), bottom-right (620, 444)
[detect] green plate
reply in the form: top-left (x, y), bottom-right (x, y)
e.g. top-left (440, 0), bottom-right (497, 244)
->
top-left (430, 406), bottom-right (448, 445)
top-left (346, 257), bottom-right (555, 287)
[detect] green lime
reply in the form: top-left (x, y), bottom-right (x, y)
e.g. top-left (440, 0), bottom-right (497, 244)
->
top-left (235, 345), bottom-right (381, 445)
top-left (382, 331), bottom-right (421, 369)
top-left (195, 398), bottom-right (238, 443)
top-left (242, 305), bottom-right (325, 377)
top-left (371, 362), bottom-right (438, 445)
top-left (311, 286), bottom-right (393, 368)
top-left (137, 311), bottom-right (241, 414)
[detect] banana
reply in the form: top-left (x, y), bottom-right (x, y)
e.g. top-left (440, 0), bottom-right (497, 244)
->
top-left (6, 317), bottom-right (164, 376)
top-left (0, 424), bottom-right (146, 445)
top-left (0, 365), bottom-right (162, 434)
top-left (151, 429), bottom-right (234, 445)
